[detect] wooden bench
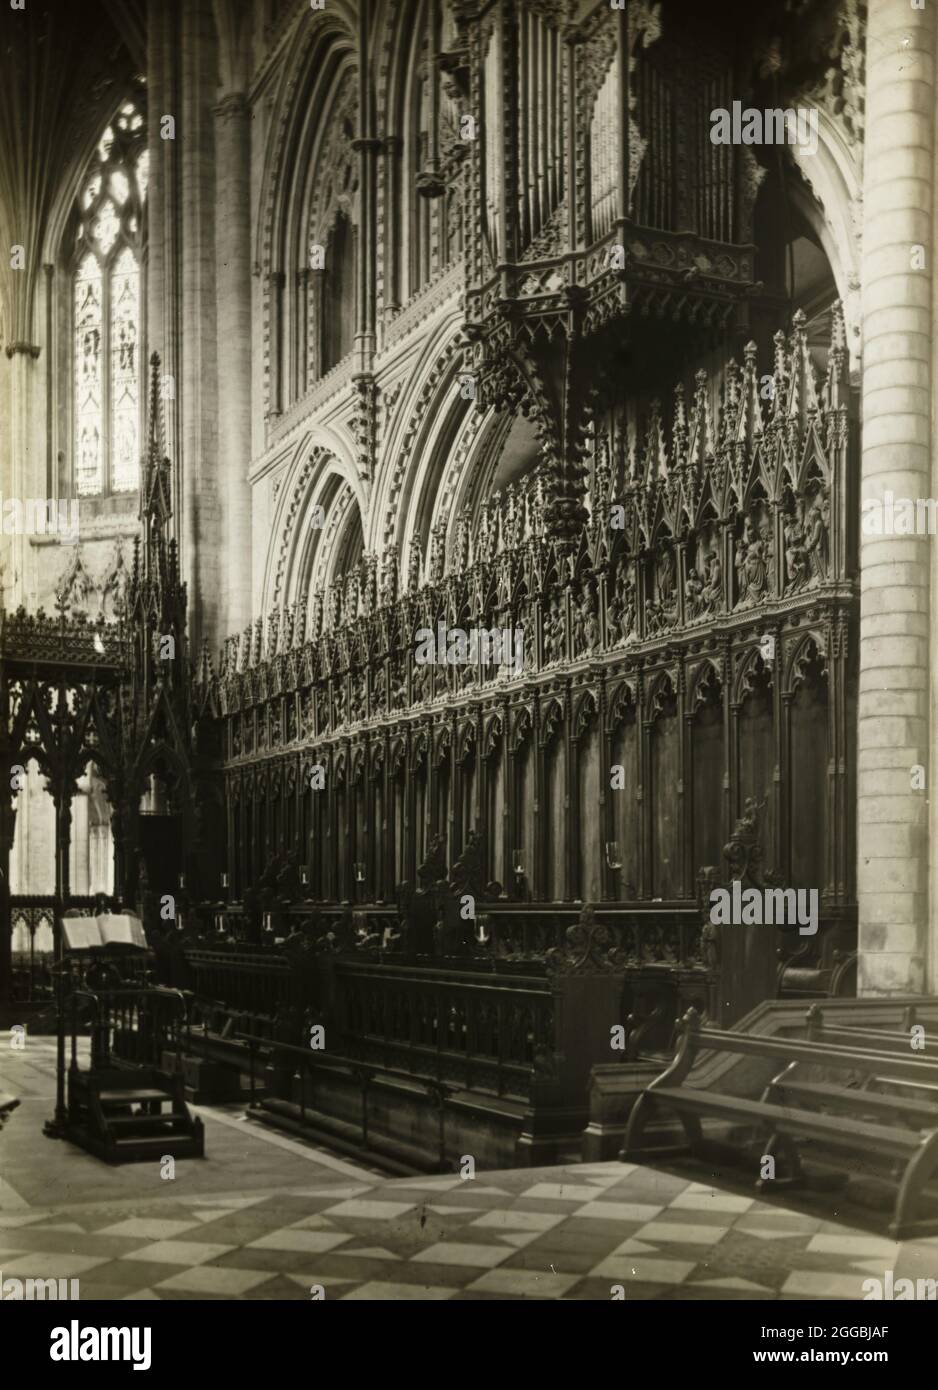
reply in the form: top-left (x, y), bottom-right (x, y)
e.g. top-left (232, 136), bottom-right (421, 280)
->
top-left (805, 1003), bottom-right (938, 1057)
top-left (622, 1007), bottom-right (938, 1239)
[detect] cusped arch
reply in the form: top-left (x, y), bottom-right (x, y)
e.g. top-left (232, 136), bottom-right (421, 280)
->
top-left (540, 697), bottom-right (564, 747)
top-left (645, 670), bottom-right (677, 722)
top-left (573, 690), bottom-right (598, 738)
top-left (785, 631), bottom-right (828, 697)
top-left (608, 679), bottom-right (637, 728)
top-left (687, 658), bottom-right (723, 712)
top-left (733, 646), bottom-right (774, 705)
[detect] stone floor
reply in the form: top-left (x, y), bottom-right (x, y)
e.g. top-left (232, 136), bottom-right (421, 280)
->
top-left (2, 1039), bottom-right (937, 1301)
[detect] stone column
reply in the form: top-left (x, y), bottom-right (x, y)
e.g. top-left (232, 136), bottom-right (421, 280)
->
top-left (2, 343), bottom-right (41, 610)
top-left (214, 92), bottom-right (253, 640)
top-left (354, 0), bottom-right (378, 371)
top-left (146, 0), bottom-right (182, 509)
top-left (857, 0), bottom-right (937, 994)
top-left (179, 0), bottom-right (220, 654)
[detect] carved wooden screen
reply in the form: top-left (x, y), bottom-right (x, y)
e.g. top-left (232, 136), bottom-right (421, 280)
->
top-left (788, 645), bottom-right (830, 895)
top-left (691, 673), bottom-right (724, 880)
top-left (611, 700), bottom-right (640, 901)
top-left (213, 308), bottom-right (855, 919)
top-left (486, 739), bottom-right (505, 889)
top-left (544, 724), bottom-right (564, 901)
top-left (650, 682), bottom-right (680, 900)
top-left (736, 664), bottom-right (776, 867)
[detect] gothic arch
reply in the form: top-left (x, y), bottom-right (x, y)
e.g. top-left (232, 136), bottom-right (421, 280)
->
top-left (646, 670), bottom-right (677, 722)
top-left (608, 679), bottom-right (637, 728)
top-left (785, 631), bottom-right (828, 696)
top-left (372, 320), bottom-right (464, 555)
top-left (318, 488), bottom-right (365, 604)
top-left (256, 4), bottom-right (359, 278)
top-left (786, 104), bottom-right (863, 368)
top-left (265, 432), bottom-right (365, 613)
top-left (573, 690), bottom-right (598, 738)
top-left (734, 648), bottom-right (774, 706)
top-left (688, 658), bottom-right (723, 712)
top-left (256, 5), bottom-right (361, 413)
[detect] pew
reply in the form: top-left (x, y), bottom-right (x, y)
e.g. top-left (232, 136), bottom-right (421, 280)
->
top-left (805, 1002), bottom-right (938, 1056)
top-left (622, 1007), bottom-right (938, 1238)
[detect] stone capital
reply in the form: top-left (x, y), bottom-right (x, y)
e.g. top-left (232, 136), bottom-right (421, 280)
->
top-left (4, 341), bottom-right (41, 360)
top-left (213, 92), bottom-right (249, 122)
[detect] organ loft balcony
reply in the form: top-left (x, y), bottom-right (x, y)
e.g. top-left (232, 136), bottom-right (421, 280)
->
top-left (453, 0), bottom-right (815, 402)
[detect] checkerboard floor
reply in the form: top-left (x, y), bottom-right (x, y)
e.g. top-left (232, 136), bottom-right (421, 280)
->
top-left (3, 1040), bottom-right (936, 1300)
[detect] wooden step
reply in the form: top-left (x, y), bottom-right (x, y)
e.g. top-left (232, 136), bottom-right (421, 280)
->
top-left (105, 1114), bottom-right (188, 1131)
top-left (63, 1119), bottom-right (205, 1163)
top-left (98, 1088), bottom-right (172, 1105)
top-left (114, 1131), bottom-right (188, 1147)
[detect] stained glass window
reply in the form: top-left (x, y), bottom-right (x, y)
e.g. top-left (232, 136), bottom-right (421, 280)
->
top-left (75, 255), bottom-right (103, 495)
top-left (72, 90), bottom-right (146, 497)
top-left (111, 248), bottom-right (139, 492)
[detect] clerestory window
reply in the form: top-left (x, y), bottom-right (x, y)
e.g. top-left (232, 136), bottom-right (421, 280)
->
top-left (71, 96), bottom-right (147, 497)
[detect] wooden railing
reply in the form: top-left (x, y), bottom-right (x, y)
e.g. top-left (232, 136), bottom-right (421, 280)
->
top-left (70, 982), bottom-right (189, 1074)
top-left (332, 957), bottom-right (554, 1101)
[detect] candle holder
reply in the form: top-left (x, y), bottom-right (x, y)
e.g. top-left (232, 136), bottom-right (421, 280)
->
top-left (511, 848), bottom-right (528, 902)
top-left (475, 913), bottom-right (491, 946)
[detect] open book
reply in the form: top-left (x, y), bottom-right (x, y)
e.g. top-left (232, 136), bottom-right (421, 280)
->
top-left (61, 913), bottom-right (148, 952)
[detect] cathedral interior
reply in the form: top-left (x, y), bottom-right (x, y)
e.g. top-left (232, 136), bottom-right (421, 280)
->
top-left (2, 0), bottom-right (938, 1313)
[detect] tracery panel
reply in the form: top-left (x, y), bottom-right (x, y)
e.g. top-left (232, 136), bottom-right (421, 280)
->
top-left (650, 683), bottom-right (680, 900)
top-left (577, 715), bottom-right (601, 902)
top-left (611, 703), bottom-right (640, 901)
top-left (543, 728), bottom-right (564, 902)
top-left (736, 664), bottom-right (777, 869)
top-left (789, 644), bottom-right (830, 897)
top-left (691, 672), bottom-right (724, 879)
top-left (70, 95), bottom-right (146, 497)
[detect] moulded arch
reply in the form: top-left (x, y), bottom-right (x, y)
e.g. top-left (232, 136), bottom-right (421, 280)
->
top-left (263, 429), bottom-right (366, 615)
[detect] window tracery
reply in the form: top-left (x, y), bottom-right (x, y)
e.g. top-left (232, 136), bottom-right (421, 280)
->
top-left (71, 95), bottom-right (146, 497)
